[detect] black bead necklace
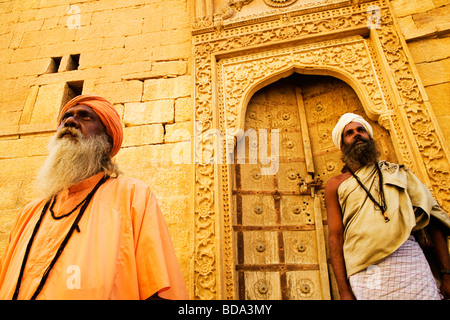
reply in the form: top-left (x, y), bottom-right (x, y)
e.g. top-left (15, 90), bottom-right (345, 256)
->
top-left (347, 162), bottom-right (389, 223)
top-left (50, 193), bottom-right (88, 220)
top-left (12, 175), bottom-right (109, 300)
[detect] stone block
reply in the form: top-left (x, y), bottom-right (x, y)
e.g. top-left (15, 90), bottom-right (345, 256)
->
top-left (391, 0), bottom-right (435, 17)
top-left (29, 82), bottom-right (66, 124)
top-left (124, 33), bottom-right (158, 50)
top-left (102, 37), bottom-right (125, 50)
top-left (408, 37), bottom-right (450, 64)
top-left (122, 61), bottom-right (188, 81)
top-left (0, 135), bottom-right (49, 160)
top-left (21, 28), bottom-right (75, 47)
top-left (426, 82), bottom-right (450, 117)
top-left (10, 46), bottom-right (38, 63)
top-left (2, 59), bottom-right (50, 78)
top-left (428, 81), bottom-right (450, 148)
top-left (413, 5), bottom-right (450, 29)
top-left (94, 80), bottom-right (143, 103)
top-left (415, 58), bottom-right (450, 86)
top-left (142, 14), bottom-right (163, 33)
top-left (152, 43), bottom-right (191, 62)
top-left (123, 124), bottom-right (164, 147)
top-left (142, 75), bottom-right (191, 101)
top-left (0, 111), bottom-right (21, 127)
top-left (175, 97), bottom-right (192, 122)
top-left (123, 100), bottom-right (174, 126)
top-left (164, 121), bottom-right (191, 143)
top-left (116, 143), bottom-right (175, 172)
top-left (10, 20), bottom-right (44, 34)
top-left (106, 18), bottom-right (143, 37)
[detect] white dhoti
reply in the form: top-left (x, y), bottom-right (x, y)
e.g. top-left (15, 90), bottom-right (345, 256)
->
top-left (349, 236), bottom-right (442, 300)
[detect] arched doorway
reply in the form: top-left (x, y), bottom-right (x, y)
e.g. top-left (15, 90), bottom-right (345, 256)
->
top-left (231, 73), bottom-right (398, 299)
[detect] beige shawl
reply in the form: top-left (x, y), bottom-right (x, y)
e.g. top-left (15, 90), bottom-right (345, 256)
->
top-left (338, 160), bottom-right (450, 277)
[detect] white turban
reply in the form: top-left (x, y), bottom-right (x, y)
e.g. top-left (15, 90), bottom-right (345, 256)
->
top-left (332, 113), bottom-right (373, 150)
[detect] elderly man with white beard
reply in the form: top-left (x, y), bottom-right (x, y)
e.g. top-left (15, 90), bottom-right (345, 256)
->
top-left (0, 94), bottom-right (188, 300)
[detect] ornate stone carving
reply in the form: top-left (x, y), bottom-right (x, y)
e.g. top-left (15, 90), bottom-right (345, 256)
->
top-left (264, 0), bottom-right (298, 8)
top-left (218, 0), bottom-right (254, 20)
top-left (220, 36), bottom-right (385, 132)
top-left (193, 0), bottom-right (450, 300)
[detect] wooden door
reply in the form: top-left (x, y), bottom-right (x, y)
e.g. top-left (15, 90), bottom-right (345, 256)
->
top-left (232, 74), bottom-right (397, 300)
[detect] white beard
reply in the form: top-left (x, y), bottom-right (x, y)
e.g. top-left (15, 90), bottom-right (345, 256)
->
top-left (35, 127), bottom-right (111, 199)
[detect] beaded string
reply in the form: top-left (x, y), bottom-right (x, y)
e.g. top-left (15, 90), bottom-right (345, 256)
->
top-left (346, 163), bottom-right (389, 223)
top-left (12, 175), bottom-right (109, 300)
top-left (50, 193), bottom-right (88, 220)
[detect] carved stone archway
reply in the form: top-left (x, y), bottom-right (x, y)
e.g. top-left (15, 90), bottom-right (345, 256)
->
top-left (192, 0), bottom-right (450, 300)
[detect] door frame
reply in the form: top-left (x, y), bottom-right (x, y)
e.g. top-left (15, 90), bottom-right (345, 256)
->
top-left (191, 0), bottom-right (450, 300)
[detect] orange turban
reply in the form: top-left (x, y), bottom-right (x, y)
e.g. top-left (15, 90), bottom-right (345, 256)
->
top-left (58, 94), bottom-right (123, 157)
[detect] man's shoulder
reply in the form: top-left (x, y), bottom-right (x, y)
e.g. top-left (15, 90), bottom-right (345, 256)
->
top-left (325, 171), bottom-right (352, 191)
top-left (107, 176), bottom-right (150, 189)
top-left (378, 160), bottom-right (406, 172)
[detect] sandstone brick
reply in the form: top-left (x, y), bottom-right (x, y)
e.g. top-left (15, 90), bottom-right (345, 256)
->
top-left (397, 16), bottom-right (435, 41)
top-left (142, 14), bottom-right (163, 33)
top-left (124, 33), bottom-right (155, 50)
top-left (36, 5), bottom-right (66, 20)
top-left (0, 135), bottom-right (49, 159)
top-left (10, 46), bottom-right (38, 63)
top-left (415, 58), bottom-right (450, 86)
top-left (90, 9), bottom-right (112, 25)
top-left (0, 111), bottom-right (21, 127)
top-left (100, 61), bottom-right (153, 81)
top-left (107, 18), bottom-right (143, 37)
top-left (102, 37), bottom-right (125, 50)
top-left (175, 97), bottom-right (191, 122)
top-left (142, 75), bottom-right (191, 101)
top-left (123, 100), bottom-right (174, 126)
top-left (391, 0), bottom-right (435, 17)
top-left (408, 37), bottom-right (450, 64)
top-left (115, 143), bottom-right (177, 172)
top-left (81, 47), bottom-right (152, 70)
top-left (94, 80), bottom-right (143, 103)
top-left (432, 0), bottom-right (450, 6)
top-left (29, 82), bottom-right (66, 124)
top-left (21, 28), bottom-right (76, 47)
top-left (0, 33), bottom-right (13, 49)
top-left (425, 81), bottom-right (450, 149)
top-left (122, 61), bottom-right (187, 81)
top-left (164, 121), bottom-right (191, 143)
top-left (123, 124), bottom-right (164, 147)
top-left (153, 43), bottom-right (191, 61)
top-left (0, 181), bottom-right (21, 209)
top-left (412, 5), bottom-right (450, 29)
top-left (10, 20), bottom-right (44, 34)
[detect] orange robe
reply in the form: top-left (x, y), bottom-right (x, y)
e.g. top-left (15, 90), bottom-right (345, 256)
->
top-left (0, 173), bottom-right (188, 300)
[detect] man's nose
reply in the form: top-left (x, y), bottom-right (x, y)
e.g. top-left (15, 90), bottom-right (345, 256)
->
top-left (63, 116), bottom-right (80, 128)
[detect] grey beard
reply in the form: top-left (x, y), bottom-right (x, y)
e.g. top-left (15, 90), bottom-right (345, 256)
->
top-left (341, 138), bottom-right (379, 170)
top-left (35, 128), bottom-right (111, 198)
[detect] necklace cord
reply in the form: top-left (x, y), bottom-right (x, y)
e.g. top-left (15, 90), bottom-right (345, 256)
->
top-left (12, 175), bottom-right (109, 300)
top-left (346, 162), bottom-right (389, 222)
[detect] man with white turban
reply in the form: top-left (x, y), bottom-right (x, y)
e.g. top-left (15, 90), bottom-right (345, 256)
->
top-left (0, 95), bottom-right (188, 300)
top-left (325, 113), bottom-right (450, 300)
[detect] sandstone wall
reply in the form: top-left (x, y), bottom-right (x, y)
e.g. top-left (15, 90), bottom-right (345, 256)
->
top-left (0, 0), bottom-right (194, 291)
top-left (390, 0), bottom-right (450, 147)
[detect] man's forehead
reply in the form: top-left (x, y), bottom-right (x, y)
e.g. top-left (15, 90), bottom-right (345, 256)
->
top-left (343, 121), bottom-right (365, 131)
top-left (64, 104), bottom-right (96, 113)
